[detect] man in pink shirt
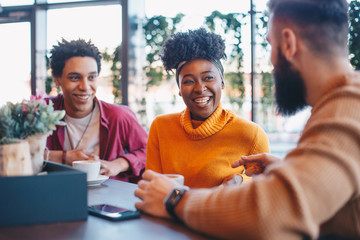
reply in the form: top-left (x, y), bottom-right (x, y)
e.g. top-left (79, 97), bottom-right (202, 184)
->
top-left (47, 39), bottom-right (147, 183)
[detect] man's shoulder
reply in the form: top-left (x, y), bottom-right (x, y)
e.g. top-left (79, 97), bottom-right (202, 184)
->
top-left (98, 100), bottom-right (137, 122)
top-left (98, 100), bottom-right (134, 113)
top-left (336, 72), bottom-right (360, 96)
top-left (99, 100), bottom-right (130, 111)
top-left (315, 80), bottom-right (360, 111)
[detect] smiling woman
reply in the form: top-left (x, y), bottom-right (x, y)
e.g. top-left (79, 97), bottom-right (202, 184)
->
top-left (145, 28), bottom-right (270, 188)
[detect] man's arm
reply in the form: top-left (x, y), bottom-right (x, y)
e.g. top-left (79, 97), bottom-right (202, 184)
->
top-left (118, 109), bottom-right (148, 177)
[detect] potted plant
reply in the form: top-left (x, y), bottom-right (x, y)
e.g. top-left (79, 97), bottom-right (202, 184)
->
top-left (0, 94), bottom-right (65, 176)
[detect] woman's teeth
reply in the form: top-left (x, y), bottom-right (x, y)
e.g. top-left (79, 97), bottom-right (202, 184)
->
top-left (194, 97), bottom-right (210, 103)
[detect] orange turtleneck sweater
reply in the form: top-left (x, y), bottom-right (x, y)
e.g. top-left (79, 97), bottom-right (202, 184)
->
top-left (146, 104), bottom-right (270, 188)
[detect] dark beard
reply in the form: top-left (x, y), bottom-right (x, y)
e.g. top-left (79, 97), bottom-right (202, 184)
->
top-left (273, 49), bottom-right (308, 116)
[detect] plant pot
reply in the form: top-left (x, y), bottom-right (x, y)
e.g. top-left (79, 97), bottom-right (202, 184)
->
top-left (0, 140), bottom-right (33, 176)
top-left (26, 132), bottom-right (51, 174)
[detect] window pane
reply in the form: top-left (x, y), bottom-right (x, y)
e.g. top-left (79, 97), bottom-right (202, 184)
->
top-left (47, 4), bottom-right (122, 103)
top-left (46, 0), bottom-right (89, 3)
top-left (0, 22), bottom-right (31, 106)
top-left (0, 0), bottom-right (34, 6)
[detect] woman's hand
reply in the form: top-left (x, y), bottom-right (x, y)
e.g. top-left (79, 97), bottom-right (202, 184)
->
top-left (232, 153), bottom-right (282, 176)
top-left (134, 170), bottom-right (178, 218)
top-left (100, 157), bottom-right (130, 177)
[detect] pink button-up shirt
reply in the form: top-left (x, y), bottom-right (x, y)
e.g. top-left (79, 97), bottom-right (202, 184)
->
top-left (46, 94), bottom-right (147, 183)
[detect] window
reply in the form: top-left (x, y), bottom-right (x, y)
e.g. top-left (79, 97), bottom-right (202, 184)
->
top-left (0, 0), bottom-right (34, 6)
top-left (0, 22), bottom-right (31, 106)
top-left (47, 4), bottom-right (122, 103)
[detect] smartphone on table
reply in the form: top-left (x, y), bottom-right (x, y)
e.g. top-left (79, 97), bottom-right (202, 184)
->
top-left (88, 204), bottom-right (140, 221)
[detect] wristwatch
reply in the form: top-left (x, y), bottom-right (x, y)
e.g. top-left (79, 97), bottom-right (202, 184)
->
top-left (164, 187), bottom-right (187, 222)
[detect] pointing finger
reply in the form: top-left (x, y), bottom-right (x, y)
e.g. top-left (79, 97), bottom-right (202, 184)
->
top-left (231, 159), bottom-right (246, 168)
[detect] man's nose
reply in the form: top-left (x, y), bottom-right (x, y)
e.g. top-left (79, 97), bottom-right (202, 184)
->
top-left (78, 78), bottom-right (90, 90)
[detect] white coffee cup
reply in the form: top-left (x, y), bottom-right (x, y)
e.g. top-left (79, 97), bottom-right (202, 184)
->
top-left (72, 160), bottom-right (100, 181)
top-left (164, 174), bottom-right (184, 185)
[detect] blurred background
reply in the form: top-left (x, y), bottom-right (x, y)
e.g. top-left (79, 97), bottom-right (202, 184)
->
top-left (1, 0), bottom-right (359, 157)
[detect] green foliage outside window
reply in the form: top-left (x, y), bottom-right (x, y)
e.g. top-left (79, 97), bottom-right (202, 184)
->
top-left (205, 11), bottom-right (247, 109)
top-left (142, 11), bottom-right (248, 110)
top-left (349, 0), bottom-right (360, 70)
top-left (102, 45), bottom-right (122, 104)
top-left (88, 2), bottom-right (360, 120)
top-left (143, 14), bottom-right (185, 88)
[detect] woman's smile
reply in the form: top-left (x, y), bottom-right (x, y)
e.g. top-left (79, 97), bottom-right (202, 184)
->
top-left (193, 96), bottom-right (212, 106)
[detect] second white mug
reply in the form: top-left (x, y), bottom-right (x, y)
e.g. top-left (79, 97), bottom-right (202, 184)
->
top-left (164, 174), bottom-right (184, 185)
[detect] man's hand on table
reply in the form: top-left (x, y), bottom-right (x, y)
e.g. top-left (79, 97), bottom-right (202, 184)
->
top-left (134, 170), bottom-right (179, 219)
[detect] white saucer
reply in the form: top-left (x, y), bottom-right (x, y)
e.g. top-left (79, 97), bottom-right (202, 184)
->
top-left (87, 175), bottom-right (109, 186)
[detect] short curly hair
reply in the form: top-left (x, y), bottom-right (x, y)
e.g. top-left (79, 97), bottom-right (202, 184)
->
top-left (160, 28), bottom-right (226, 82)
top-left (49, 39), bottom-right (102, 77)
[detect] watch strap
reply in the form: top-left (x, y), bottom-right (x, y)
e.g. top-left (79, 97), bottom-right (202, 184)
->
top-left (164, 188), bottom-right (187, 222)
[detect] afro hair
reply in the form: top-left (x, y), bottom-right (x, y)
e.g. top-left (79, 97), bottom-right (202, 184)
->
top-left (50, 38), bottom-right (102, 77)
top-left (160, 28), bottom-right (226, 72)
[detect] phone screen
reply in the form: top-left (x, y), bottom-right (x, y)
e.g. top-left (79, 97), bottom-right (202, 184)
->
top-left (88, 204), bottom-right (140, 221)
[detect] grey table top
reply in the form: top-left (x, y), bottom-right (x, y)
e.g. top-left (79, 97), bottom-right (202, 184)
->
top-left (0, 179), bottom-right (211, 240)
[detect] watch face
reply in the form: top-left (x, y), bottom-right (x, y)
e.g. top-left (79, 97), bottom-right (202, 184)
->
top-left (166, 188), bottom-right (187, 206)
top-left (169, 189), bottom-right (182, 204)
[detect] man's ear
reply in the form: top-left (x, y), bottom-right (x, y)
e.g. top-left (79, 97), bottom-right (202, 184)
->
top-left (178, 91), bottom-right (182, 97)
top-left (280, 28), bottom-right (297, 61)
top-left (221, 80), bottom-right (225, 89)
top-left (54, 77), bottom-right (60, 87)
